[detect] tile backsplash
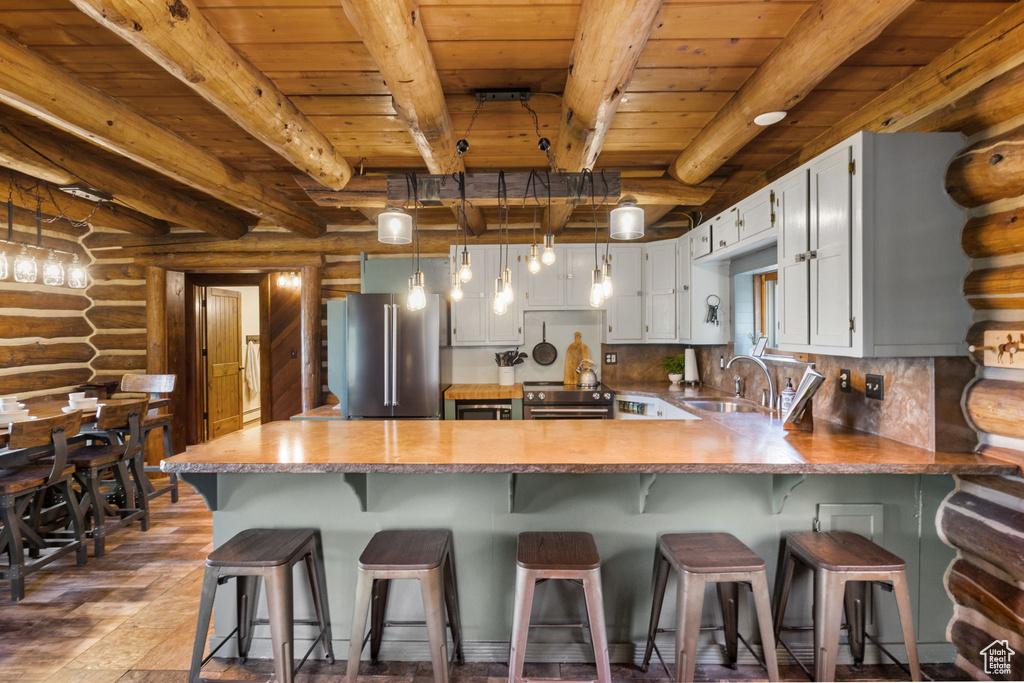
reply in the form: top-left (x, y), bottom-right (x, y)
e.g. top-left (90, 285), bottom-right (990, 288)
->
top-left (601, 342), bottom-right (975, 452)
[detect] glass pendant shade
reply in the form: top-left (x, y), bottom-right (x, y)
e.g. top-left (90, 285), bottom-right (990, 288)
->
top-left (407, 271), bottom-right (426, 311)
top-left (492, 277), bottom-right (507, 315)
top-left (13, 246), bottom-right (37, 283)
top-left (589, 268), bottom-right (605, 308)
top-left (42, 250), bottom-right (64, 286)
top-left (67, 254), bottom-right (88, 289)
top-left (601, 261), bottom-right (613, 298)
top-left (377, 207), bottom-right (413, 245)
top-left (291, 272), bottom-right (301, 287)
top-left (610, 199), bottom-right (645, 240)
top-left (541, 233), bottom-right (556, 265)
top-left (458, 249), bottom-right (473, 282)
top-left (501, 267), bottom-right (513, 304)
top-left (526, 244), bottom-right (541, 274)
top-left (0, 250), bottom-right (7, 280)
top-left (450, 271), bottom-right (464, 302)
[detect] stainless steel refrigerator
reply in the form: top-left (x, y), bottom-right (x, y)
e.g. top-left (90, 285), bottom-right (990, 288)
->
top-left (345, 293), bottom-right (448, 418)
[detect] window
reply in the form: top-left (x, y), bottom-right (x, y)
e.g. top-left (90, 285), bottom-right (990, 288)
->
top-left (755, 271), bottom-right (778, 349)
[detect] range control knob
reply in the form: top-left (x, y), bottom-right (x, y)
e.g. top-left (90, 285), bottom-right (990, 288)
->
top-left (538, 392), bottom-right (546, 400)
top-left (603, 393), bottom-right (612, 399)
top-left (526, 392), bottom-right (534, 400)
top-left (592, 392), bottom-right (600, 399)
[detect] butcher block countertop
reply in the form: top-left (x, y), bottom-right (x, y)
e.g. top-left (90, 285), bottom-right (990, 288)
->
top-left (163, 405), bottom-right (1018, 476)
top-left (444, 383), bottom-right (523, 400)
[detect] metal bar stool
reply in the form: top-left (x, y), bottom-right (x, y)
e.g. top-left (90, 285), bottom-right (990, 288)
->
top-left (347, 529), bottom-right (463, 683)
top-left (508, 531), bottom-right (612, 683)
top-left (0, 411), bottom-right (87, 601)
top-left (119, 373), bottom-right (178, 502)
top-left (188, 528), bottom-right (334, 683)
top-left (772, 531), bottom-right (921, 682)
top-left (640, 533), bottom-right (779, 683)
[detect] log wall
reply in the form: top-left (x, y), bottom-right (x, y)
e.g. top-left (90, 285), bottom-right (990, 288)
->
top-left (937, 62), bottom-right (1024, 680)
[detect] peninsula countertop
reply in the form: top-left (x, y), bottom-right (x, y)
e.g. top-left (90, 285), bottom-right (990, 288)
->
top-left (162, 409), bottom-right (1019, 476)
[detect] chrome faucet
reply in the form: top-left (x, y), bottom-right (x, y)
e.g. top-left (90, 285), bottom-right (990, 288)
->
top-left (733, 375), bottom-right (744, 397)
top-left (725, 355), bottom-right (777, 410)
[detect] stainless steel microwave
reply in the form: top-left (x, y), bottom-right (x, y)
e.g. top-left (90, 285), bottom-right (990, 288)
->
top-left (455, 401), bottom-right (513, 420)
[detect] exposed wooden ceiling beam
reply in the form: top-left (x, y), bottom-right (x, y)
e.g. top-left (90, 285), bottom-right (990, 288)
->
top-left (744, 1), bottom-right (1024, 196)
top-left (69, 0), bottom-right (354, 192)
top-left (546, 0), bottom-right (664, 233)
top-left (0, 121), bottom-right (248, 239)
top-left (669, 0), bottom-right (916, 185)
top-left (0, 34), bottom-right (325, 237)
top-left (1, 171), bottom-right (169, 237)
top-left (340, 0), bottom-right (486, 236)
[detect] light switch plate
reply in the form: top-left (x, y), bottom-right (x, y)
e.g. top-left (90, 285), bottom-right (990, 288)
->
top-left (865, 374), bottom-right (884, 400)
top-left (976, 331), bottom-right (1024, 368)
top-left (604, 352), bottom-right (617, 365)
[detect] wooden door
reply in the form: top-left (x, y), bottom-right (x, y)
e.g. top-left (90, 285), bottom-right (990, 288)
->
top-left (809, 145), bottom-right (854, 348)
top-left (205, 288), bottom-right (243, 439)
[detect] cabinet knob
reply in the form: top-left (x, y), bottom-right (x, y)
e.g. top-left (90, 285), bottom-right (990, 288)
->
top-left (807, 250), bottom-right (818, 259)
top-left (683, 285), bottom-right (689, 291)
top-left (719, 240), bottom-right (727, 247)
top-left (701, 236), bottom-right (708, 242)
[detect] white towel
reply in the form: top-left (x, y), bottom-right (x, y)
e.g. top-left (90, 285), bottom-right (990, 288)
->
top-left (244, 340), bottom-right (260, 396)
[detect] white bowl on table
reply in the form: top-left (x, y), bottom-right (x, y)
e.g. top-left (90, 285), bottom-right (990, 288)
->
top-left (68, 397), bottom-right (99, 410)
top-left (0, 409), bottom-right (31, 423)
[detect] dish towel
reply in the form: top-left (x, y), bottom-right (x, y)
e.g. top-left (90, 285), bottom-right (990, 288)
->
top-left (244, 340), bottom-right (260, 396)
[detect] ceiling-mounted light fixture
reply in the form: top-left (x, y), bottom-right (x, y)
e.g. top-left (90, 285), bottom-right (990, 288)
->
top-left (57, 183), bottom-right (113, 203)
top-left (406, 174), bottom-right (427, 312)
top-left (610, 199), bottom-right (644, 240)
top-left (377, 206), bottom-right (412, 245)
top-left (754, 111), bottom-right (787, 126)
top-left (67, 254), bottom-right (87, 289)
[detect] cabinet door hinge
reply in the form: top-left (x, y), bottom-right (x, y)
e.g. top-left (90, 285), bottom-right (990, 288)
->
top-left (848, 160), bottom-right (856, 175)
top-left (203, 412), bottom-right (209, 421)
top-left (201, 298), bottom-right (207, 308)
top-left (608, 325), bottom-right (612, 333)
top-left (769, 189), bottom-right (775, 204)
top-left (849, 317), bottom-right (856, 331)
top-left (525, 292), bottom-right (529, 299)
top-left (201, 348), bottom-right (208, 357)
top-left (645, 253), bottom-right (649, 261)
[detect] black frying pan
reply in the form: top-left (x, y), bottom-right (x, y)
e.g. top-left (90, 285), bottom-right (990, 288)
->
top-left (532, 322), bottom-right (557, 366)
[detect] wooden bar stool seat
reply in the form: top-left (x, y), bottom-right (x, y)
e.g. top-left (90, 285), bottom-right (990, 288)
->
top-left (508, 531), bottom-right (612, 683)
top-left (772, 531), bottom-right (921, 682)
top-left (0, 412), bottom-right (87, 601)
top-left (348, 529), bottom-right (464, 683)
top-left (70, 399), bottom-right (150, 557)
top-left (189, 528), bottom-right (334, 683)
top-left (640, 533), bottom-right (779, 683)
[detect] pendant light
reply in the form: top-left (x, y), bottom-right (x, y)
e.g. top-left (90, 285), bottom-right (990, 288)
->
top-left (42, 249), bottom-right (64, 286)
top-left (524, 172), bottom-right (542, 274)
top-left (13, 245), bottom-right (36, 283)
top-left (527, 244), bottom-right (541, 274)
top-left (406, 174), bottom-right (426, 312)
top-left (610, 198), bottom-right (645, 240)
top-left (0, 249), bottom-right (7, 280)
top-left (498, 172), bottom-right (513, 305)
top-left (601, 212), bottom-right (613, 298)
top-left (457, 174), bottom-right (473, 282)
top-left (589, 268), bottom-right (605, 308)
top-left (587, 171), bottom-right (606, 308)
top-left (377, 206), bottom-right (412, 244)
top-left (450, 175), bottom-right (466, 302)
top-left (493, 172), bottom-right (510, 315)
top-left (450, 268), bottom-right (464, 302)
top-left (541, 172), bottom-right (556, 265)
top-left (67, 253), bottom-right (88, 289)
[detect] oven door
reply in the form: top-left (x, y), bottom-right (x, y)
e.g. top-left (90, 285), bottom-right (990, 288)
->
top-left (524, 405), bottom-right (612, 420)
top-left (455, 402), bottom-right (513, 420)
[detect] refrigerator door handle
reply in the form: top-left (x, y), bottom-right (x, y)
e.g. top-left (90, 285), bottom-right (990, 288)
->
top-left (391, 303), bottom-right (399, 406)
top-left (382, 304), bottom-right (391, 406)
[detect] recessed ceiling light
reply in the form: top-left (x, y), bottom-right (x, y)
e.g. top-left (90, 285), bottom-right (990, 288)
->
top-left (754, 111), bottom-right (787, 126)
top-left (620, 97), bottom-right (629, 103)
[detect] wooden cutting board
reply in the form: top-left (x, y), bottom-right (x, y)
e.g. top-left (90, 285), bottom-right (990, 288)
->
top-left (563, 332), bottom-right (590, 385)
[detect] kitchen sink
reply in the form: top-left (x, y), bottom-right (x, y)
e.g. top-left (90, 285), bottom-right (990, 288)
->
top-left (684, 400), bottom-right (760, 413)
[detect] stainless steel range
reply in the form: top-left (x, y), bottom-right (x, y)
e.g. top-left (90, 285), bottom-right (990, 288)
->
top-left (522, 381), bottom-right (615, 420)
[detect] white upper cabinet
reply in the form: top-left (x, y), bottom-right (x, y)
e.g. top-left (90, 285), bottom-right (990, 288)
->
top-left (776, 131), bottom-right (970, 358)
top-left (566, 246), bottom-right (600, 308)
top-left (486, 246), bottom-right (523, 344)
top-left (644, 241), bottom-right (678, 340)
top-left (683, 233), bottom-right (731, 345)
top-left (712, 210), bottom-right (740, 253)
top-left (737, 186), bottom-right (775, 241)
top-left (525, 246), bottom-right (564, 308)
top-left (776, 169), bottom-right (811, 346)
top-left (605, 245), bottom-right (644, 342)
top-left (450, 246), bottom-right (488, 345)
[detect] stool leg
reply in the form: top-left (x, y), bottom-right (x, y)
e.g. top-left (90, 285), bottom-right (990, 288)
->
top-left (369, 578), bottom-right (391, 663)
top-left (0, 494), bottom-right (26, 601)
top-left (750, 571), bottom-right (780, 682)
top-left (188, 567), bottom-right (220, 683)
top-left (508, 566), bottom-right (535, 683)
top-left (891, 572), bottom-right (922, 681)
top-left (812, 569), bottom-right (844, 683)
top-left (162, 424), bottom-right (179, 503)
top-left (844, 581), bottom-right (868, 666)
top-left (236, 575), bottom-right (261, 662)
top-left (420, 567), bottom-right (450, 683)
top-left (57, 478), bottom-right (87, 566)
top-left (265, 564), bottom-right (296, 683)
top-left (582, 568), bottom-right (612, 683)
top-left (85, 468), bottom-right (105, 558)
top-left (716, 582), bottom-right (739, 668)
top-left (305, 541), bottom-right (335, 664)
top-left (347, 569), bottom-right (373, 683)
top-left (125, 449), bottom-right (151, 532)
top-left (675, 571), bottom-right (705, 683)
top-left (442, 553), bottom-right (465, 664)
top-left (772, 546), bottom-right (796, 640)
top-left (641, 551), bottom-right (671, 671)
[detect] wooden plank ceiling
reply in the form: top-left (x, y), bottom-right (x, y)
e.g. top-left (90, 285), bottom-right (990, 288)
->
top-left (0, 0), bottom-right (1014, 234)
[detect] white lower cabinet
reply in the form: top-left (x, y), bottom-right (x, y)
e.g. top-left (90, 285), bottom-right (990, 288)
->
top-left (605, 245), bottom-right (643, 342)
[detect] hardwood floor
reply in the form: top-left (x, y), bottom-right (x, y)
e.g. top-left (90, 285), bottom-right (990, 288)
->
top-left (1, 487), bottom-right (966, 682)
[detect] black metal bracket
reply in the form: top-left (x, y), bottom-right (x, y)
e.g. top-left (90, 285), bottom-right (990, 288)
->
top-left (475, 88), bottom-right (531, 102)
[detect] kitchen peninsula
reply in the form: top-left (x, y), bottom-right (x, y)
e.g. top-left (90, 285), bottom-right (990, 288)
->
top-left (163, 399), bottom-right (1019, 667)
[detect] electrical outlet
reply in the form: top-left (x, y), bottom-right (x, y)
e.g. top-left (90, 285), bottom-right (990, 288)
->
top-left (604, 352), bottom-right (617, 365)
top-left (865, 374), bottom-right (884, 400)
top-left (839, 369), bottom-right (852, 393)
